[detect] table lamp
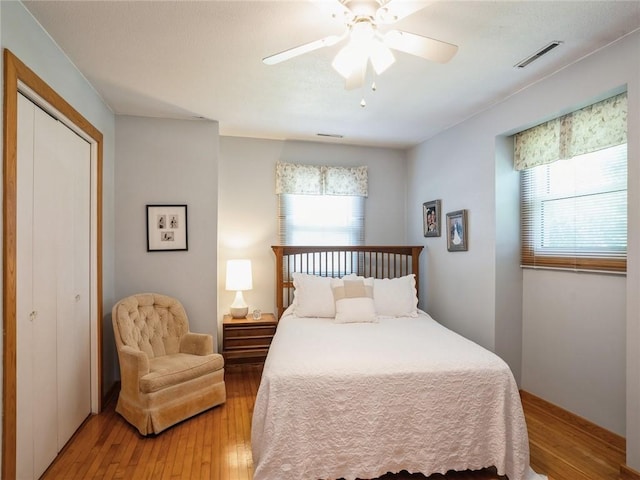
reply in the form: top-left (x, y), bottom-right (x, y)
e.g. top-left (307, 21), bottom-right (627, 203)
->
top-left (226, 259), bottom-right (253, 318)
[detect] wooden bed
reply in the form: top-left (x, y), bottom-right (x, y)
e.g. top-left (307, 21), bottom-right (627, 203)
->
top-left (271, 245), bottom-right (423, 318)
top-left (253, 245), bottom-right (542, 480)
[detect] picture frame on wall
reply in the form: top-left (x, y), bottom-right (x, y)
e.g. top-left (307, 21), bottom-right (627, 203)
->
top-left (146, 204), bottom-right (188, 252)
top-left (422, 200), bottom-right (441, 237)
top-left (446, 209), bottom-right (468, 252)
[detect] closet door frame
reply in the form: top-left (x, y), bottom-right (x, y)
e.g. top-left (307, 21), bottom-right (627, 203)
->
top-left (3, 49), bottom-right (104, 480)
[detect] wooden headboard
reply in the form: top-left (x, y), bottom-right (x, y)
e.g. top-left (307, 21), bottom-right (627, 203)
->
top-left (272, 245), bottom-right (423, 319)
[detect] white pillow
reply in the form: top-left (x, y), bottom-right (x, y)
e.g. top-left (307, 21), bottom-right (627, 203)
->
top-left (292, 272), bottom-right (336, 317)
top-left (331, 277), bottom-right (377, 323)
top-left (373, 274), bottom-right (419, 317)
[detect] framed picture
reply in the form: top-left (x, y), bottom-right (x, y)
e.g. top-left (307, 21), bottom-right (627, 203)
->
top-left (446, 209), bottom-right (468, 252)
top-left (422, 200), bottom-right (441, 237)
top-left (146, 204), bottom-right (188, 252)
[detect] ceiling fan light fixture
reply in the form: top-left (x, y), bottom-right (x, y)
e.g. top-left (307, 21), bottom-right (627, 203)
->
top-left (350, 18), bottom-right (375, 42)
top-left (369, 40), bottom-right (395, 74)
top-left (345, 57), bottom-right (368, 89)
top-left (332, 43), bottom-right (362, 78)
top-left (332, 18), bottom-right (381, 78)
top-left (332, 26), bottom-right (394, 79)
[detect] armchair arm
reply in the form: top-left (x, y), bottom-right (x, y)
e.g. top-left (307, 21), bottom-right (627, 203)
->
top-left (180, 332), bottom-right (213, 355)
top-left (118, 346), bottom-right (150, 397)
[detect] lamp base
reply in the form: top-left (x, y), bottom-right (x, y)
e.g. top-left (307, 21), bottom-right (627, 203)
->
top-left (230, 306), bottom-right (249, 319)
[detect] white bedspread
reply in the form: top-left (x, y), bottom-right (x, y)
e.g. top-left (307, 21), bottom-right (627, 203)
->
top-left (251, 313), bottom-right (546, 480)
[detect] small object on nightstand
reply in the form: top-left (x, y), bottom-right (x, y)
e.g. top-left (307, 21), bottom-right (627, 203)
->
top-left (252, 309), bottom-right (262, 320)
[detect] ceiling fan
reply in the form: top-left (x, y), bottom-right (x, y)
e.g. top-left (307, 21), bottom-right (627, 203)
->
top-left (263, 0), bottom-right (458, 90)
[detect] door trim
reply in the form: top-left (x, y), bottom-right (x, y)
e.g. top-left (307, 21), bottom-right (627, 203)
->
top-left (3, 49), bottom-right (104, 479)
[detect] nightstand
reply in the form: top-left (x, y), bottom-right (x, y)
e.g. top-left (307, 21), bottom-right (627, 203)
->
top-left (222, 313), bottom-right (278, 365)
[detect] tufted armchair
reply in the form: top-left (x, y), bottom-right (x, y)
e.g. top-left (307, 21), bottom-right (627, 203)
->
top-left (112, 293), bottom-right (226, 435)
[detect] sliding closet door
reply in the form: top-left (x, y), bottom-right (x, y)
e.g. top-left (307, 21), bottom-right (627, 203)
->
top-left (32, 95), bottom-right (67, 479)
top-left (16, 93), bottom-right (41, 480)
top-left (16, 93), bottom-right (92, 479)
top-left (55, 117), bottom-right (91, 448)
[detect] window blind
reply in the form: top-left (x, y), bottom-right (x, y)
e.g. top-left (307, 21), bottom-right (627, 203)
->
top-left (278, 194), bottom-right (365, 246)
top-left (521, 143), bottom-right (627, 272)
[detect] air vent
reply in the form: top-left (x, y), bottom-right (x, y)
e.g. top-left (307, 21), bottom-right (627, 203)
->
top-left (317, 133), bottom-right (344, 138)
top-left (515, 41), bottom-right (562, 68)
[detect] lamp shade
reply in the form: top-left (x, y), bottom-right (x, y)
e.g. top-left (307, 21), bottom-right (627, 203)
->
top-left (225, 259), bottom-right (253, 291)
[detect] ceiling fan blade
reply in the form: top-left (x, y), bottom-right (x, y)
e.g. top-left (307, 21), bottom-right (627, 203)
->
top-left (344, 56), bottom-right (367, 90)
top-left (263, 35), bottom-right (344, 65)
top-left (376, 0), bottom-right (432, 23)
top-left (309, 0), bottom-right (353, 24)
top-left (383, 30), bottom-right (458, 63)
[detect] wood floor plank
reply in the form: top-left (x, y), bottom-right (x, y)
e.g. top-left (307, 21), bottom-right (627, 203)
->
top-left (210, 401), bottom-right (221, 480)
top-left (190, 417), bottom-right (205, 480)
top-left (39, 364), bottom-right (623, 480)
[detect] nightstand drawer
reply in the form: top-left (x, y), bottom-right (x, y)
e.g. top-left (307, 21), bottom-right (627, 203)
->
top-left (223, 348), bottom-right (270, 364)
top-left (224, 334), bottom-right (274, 349)
top-left (223, 325), bottom-right (276, 338)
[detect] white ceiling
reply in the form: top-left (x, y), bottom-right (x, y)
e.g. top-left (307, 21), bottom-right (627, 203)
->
top-left (23, 0), bottom-right (640, 149)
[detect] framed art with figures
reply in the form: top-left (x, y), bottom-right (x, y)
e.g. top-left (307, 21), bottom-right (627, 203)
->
top-left (146, 204), bottom-right (188, 252)
top-left (423, 200), bottom-right (441, 237)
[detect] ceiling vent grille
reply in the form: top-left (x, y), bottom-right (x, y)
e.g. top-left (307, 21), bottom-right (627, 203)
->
top-left (317, 133), bottom-right (344, 138)
top-left (515, 41), bottom-right (562, 68)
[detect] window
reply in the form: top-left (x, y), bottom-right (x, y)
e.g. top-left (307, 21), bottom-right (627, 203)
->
top-left (516, 92), bottom-right (627, 272)
top-left (275, 162), bottom-right (368, 246)
top-left (521, 144), bottom-right (627, 271)
top-left (278, 194), bottom-right (364, 245)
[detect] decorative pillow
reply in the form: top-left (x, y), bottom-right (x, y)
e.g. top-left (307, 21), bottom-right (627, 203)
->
top-left (292, 272), bottom-right (336, 317)
top-left (331, 277), bottom-right (377, 323)
top-left (373, 274), bottom-right (419, 317)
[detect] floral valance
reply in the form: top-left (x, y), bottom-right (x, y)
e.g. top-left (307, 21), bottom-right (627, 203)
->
top-left (275, 162), bottom-right (368, 197)
top-left (514, 92), bottom-right (627, 171)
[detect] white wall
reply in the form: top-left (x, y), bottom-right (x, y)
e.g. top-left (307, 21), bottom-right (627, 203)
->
top-left (407, 123), bottom-right (497, 350)
top-left (407, 30), bottom-right (639, 442)
top-left (1, 0), bottom-right (117, 465)
top-left (522, 269), bottom-right (626, 433)
top-left (495, 135), bottom-right (523, 381)
top-left (115, 116), bottom-right (219, 341)
top-left (217, 137), bottom-right (408, 343)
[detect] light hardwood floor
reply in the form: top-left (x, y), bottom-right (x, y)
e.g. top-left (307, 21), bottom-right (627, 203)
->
top-left (41, 364), bottom-right (624, 480)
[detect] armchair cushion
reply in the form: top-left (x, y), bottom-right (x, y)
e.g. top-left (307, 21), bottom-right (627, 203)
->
top-left (141, 353), bottom-right (224, 394)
